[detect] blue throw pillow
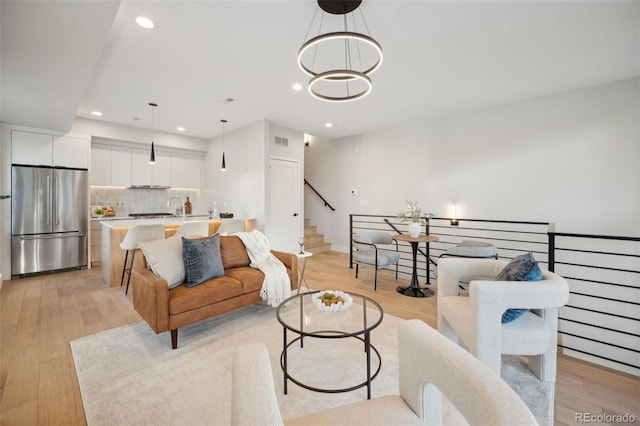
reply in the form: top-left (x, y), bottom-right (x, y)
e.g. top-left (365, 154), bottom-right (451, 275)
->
top-left (182, 234), bottom-right (225, 287)
top-left (495, 252), bottom-right (542, 323)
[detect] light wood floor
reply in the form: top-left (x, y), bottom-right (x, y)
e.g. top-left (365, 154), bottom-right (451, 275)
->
top-left (1, 251), bottom-right (638, 425)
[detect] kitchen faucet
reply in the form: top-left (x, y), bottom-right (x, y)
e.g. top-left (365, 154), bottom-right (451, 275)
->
top-left (167, 196), bottom-right (186, 222)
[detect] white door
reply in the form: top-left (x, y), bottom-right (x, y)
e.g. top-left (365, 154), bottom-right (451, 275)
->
top-left (268, 158), bottom-right (300, 252)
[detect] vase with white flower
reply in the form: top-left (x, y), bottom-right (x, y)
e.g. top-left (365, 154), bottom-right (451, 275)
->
top-left (397, 201), bottom-right (432, 238)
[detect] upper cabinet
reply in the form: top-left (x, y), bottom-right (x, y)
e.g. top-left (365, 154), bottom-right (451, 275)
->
top-left (111, 145), bottom-right (132, 187)
top-left (171, 153), bottom-right (188, 188)
top-left (186, 154), bottom-right (202, 189)
top-left (11, 130), bottom-right (52, 165)
top-left (12, 130), bottom-right (89, 169)
top-left (170, 153), bottom-right (201, 189)
top-left (131, 147), bottom-right (171, 187)
top-left (91, 144), bottom-right (132, 187)
top-left (90, 143), bottom-right (111, 185)
top-left (91, 142), bottom-right (202, 189)
top-left (53, 136), bottom-right (90, 169)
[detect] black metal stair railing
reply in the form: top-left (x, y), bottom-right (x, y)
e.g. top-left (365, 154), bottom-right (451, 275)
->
top-left (304, 179), bottom-right (335, 211)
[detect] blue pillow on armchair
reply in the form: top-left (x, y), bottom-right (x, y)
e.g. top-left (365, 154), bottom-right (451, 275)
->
top-left (495, 252), bottom-right (542, 323)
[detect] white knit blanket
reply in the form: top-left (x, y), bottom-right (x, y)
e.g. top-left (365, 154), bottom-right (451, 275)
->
top-left (236, 230), bottom-right (291, 307)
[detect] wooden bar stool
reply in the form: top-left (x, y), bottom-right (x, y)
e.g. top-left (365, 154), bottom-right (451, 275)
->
top-left (120, 224), bottom-right (165, 294)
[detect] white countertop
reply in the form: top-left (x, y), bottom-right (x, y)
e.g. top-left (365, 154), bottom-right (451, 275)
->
top-left (93, 213), bottom-right (209, 221)
top-left (99, 216), bottom-right (245, 228)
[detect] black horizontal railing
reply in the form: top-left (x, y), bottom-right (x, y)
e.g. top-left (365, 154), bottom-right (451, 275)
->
top-left (549, 232), bottom-right (640, 376)
top-left (349, 214), bottom-right (640, 377)
top-left (304, 179), bottom-right (335, 211)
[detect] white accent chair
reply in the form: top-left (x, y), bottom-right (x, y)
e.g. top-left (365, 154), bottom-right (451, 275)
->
top-left (231, 320), bottom-right (538, 426)
top-left (175, 221), bottom-right (209, 238)
top-left (437, 257), bottom-right (569, 381)
top-left (120, 224), bottom-right (165, 294)
top-left (352, 231), bottom-right (400, 290)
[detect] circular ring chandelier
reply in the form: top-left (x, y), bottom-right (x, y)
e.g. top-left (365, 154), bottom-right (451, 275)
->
top-left (309, 70), bottom-right (372, 102)
top-left (297, 0), bottom-right (383, 102)
top-left (297, 31), bottom-right (383, 80)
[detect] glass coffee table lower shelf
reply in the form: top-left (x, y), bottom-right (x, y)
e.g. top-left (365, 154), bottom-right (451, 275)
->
top-left (276, 290), bottom-right (384, 399)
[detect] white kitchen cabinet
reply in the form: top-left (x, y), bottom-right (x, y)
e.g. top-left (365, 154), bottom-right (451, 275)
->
top-left (131, 147), bottom-right (170, 186)
top-left (186, 154), bottom-right (202, 189)
top-left (171, 153), bottom-right (188, 188)
top-left (53, 135), bottom-right (89, 168)
top-left (12, 130), bottom-right (89, 168)
top-left (130, 147), bottom-right (153, 186)
top-left (152, 151), bottom-right (171, 187)
top-left (91, 143), bottom-right (111, 186)
top-left (90, 141), bottom-right (201, 188)
top-left (111, 145), bottom-right (132, 187)
top-left (171, 153), bottom-right (202, 189)
top-left (12, 130), bottom-right (53, 166)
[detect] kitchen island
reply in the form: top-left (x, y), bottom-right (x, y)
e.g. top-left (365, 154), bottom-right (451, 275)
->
top-left (101, 217), bottom-right (256, 287)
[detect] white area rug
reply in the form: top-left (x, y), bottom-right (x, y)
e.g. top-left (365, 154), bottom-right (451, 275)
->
top-left (71, 303), bottom-right (551, 425)
top-left (71, 303), bottom-right (402, 425)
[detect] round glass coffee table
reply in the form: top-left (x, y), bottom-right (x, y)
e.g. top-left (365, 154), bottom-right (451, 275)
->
top-left (276, 290), bottom-right (384, 399)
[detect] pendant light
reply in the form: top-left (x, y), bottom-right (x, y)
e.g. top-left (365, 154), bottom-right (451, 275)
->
top-left (149, 102), bottom-right (157, 164)
top-left (221, 119), bottom-right (227, 171)
top-left (297, 0), bottom-right (383, 102)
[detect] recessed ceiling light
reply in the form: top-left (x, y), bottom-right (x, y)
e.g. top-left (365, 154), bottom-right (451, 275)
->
top-left (177, 126), bottom-right (186, 132)
top-left (135, 16), bottom-right (155, 29)
top-left (91, 111), bottom-right (103, 117)
top-left (325, 122), bottom-right (333, 128)
top-left (292, 83), bottom-right (303, 91)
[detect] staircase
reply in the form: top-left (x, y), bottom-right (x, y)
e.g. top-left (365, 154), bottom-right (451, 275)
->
top-left (304, 218), bottom-right (331, 253)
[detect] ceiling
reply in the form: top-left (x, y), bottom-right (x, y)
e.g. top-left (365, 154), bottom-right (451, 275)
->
top-left (2, 0), bottom-right (639, 141)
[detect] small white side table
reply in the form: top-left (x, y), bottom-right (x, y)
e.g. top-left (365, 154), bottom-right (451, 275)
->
top-left (295, 251), bottom-right (313, 294)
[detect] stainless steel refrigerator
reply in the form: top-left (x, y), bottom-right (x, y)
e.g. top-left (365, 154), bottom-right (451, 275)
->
top-left (11, 165), bottom-right (88, 277)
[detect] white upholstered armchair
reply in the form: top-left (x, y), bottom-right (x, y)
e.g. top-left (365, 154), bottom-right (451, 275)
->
top-left (437, 257), bottom-right (569, 382)
top-left (231, 320), bottom-right (537, 426)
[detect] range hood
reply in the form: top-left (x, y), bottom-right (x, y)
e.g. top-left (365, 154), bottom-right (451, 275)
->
top-left (128, 185), bottom-right (171, 189)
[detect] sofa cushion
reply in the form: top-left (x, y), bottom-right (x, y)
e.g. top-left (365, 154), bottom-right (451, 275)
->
top-left (182, 234), bottom-right (225, 287)
top-left (220, 235), bottom-right (252, 269)
top-left (138, 235), bottom-right (185, 288)
top-left (495, 252), bottom-right (542, 323)
top-left (226, 267), bottom-right (265, 294)
top-left (168, 276), bottom-right (243, 315)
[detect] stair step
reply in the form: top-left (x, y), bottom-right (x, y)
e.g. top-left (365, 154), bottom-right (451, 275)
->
top-left (304, 234), bottom-right (325, 245)
top-left (302, 217), bottom-right (331, 254)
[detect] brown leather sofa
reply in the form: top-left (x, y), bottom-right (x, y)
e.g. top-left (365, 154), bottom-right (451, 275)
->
top-left (131, 235), bottom-right (299, 349)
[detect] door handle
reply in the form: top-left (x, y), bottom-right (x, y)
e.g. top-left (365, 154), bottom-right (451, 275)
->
top-left (293, 213), bottom-right (298, 217)
top-left (46, 175), bottom-right (51, 225)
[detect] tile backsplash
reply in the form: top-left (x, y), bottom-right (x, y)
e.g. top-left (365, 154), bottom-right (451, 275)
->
top-left (91, 187), bottom-right (201, 216)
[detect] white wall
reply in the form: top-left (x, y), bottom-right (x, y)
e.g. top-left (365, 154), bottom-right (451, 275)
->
top-left (203, 120), bottom-right (266, 228)
top-left (203, 120), bottom-right (305, 244)
top-left (305, 78), bottom-right (640, 250)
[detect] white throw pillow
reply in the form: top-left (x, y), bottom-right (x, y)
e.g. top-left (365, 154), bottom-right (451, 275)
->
top-left (138, 235), bottom-right (185, 288)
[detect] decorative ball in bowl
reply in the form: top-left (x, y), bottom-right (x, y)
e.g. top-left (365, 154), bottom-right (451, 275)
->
top-left (311, 290), bottom-right (353, 312)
